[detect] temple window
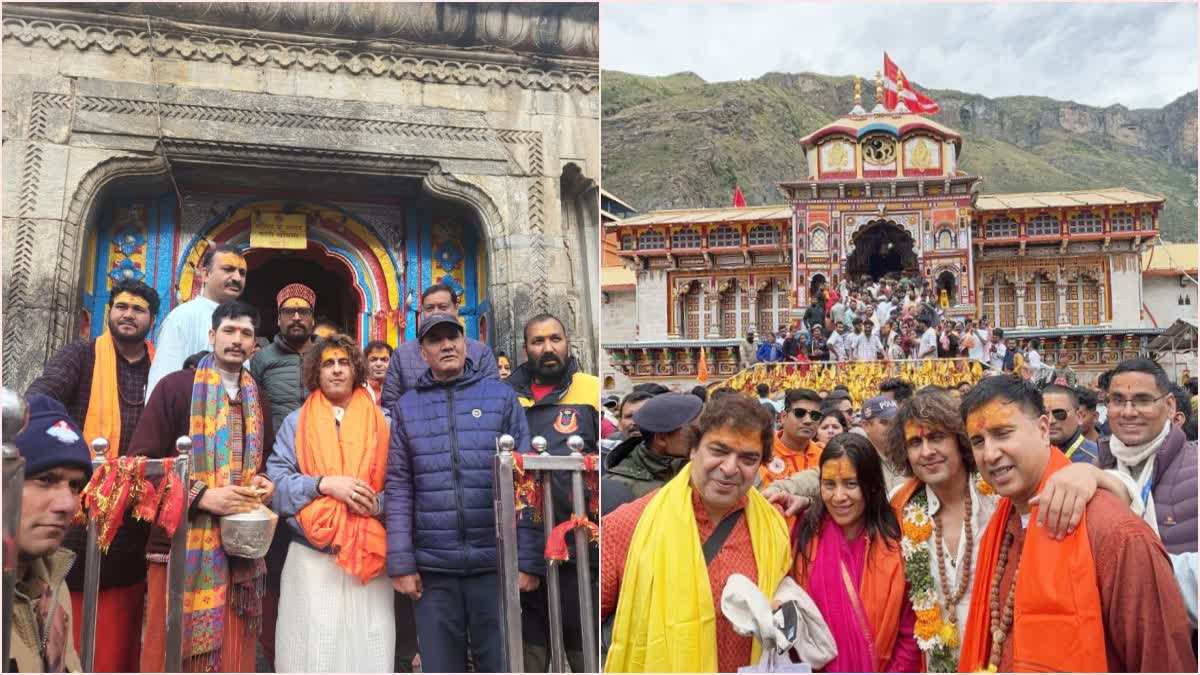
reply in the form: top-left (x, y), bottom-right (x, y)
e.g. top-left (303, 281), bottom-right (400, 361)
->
top-left (709, 225), bottom-right (741, 248)
top-left (757, 279), bottom-right (789, 334)
top-left (638, 229), bottom-right (665, 250)
top-left (671, 227), bottom-right (702, 249)
top-left (1027, 214), bottom-right (1060, 237)
top-left (982, 277), bottom-right (1017, 328)
top-left (984, 216), bottom-right (1017, 238)
top-left (1111, 212), bottom-right (1135, 232)
top-left (809, 227), bottom-right (829, 252)
top-left (719, 279), bottom-right (751, 338)
top-left (682, 281), bottom-right (702, 338)
top-left (1065, 276), bottom-right (1102, 325)
top-left (1069, 212), bottom-right (1102, 235)
top-left (936, 229), bottom-right (955, 249)
top-left (620, 233), bottom-right (635, 250)
top-left (1141, 213), bottom-right (1154, 230)
top-left (748, 224), bottom-right (779, 246)
top-left (1025, 275), bottom-right (1057, 327)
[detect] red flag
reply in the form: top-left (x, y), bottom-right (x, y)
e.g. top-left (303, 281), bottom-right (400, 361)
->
top-left (732, 186), bottom-right (747, 208)
top-left (883, 53), bottom-right (940, 114)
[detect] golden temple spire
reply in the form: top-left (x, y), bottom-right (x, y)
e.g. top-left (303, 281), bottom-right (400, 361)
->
top-left (895, 68), bottom-right (911, 113)
top-left (871, 70), bottom-right (886, 114)
top-left (851, 75), bottom-right (866, 115)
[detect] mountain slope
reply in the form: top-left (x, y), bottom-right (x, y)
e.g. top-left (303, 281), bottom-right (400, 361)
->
top-left (602, 70), bottom-right (1198, 241)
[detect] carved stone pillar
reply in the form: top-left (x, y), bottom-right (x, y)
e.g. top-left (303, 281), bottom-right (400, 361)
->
top-left (1015, 285), bottom-right (1028, 328)
top-left (669, 291), bottom-right (683, 339)
top-left (707, 292), bottom-right (722, 339)
top-left (1056, 282), bottom-right (1069, 326)
top-left (697, 288), bottom-right (707, 337)
top-left (1097, 283), bottom-right (1108, 325)
top-left (748, 290), bottom-right (760, 334)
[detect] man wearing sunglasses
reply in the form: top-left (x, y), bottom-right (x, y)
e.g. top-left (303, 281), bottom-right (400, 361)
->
top-left (759, 388), bottom-right (823, 490)
top-left (1043, 384), bottom-right (1099, 464)
top-left (1097, 357), bottom-right (1197, 554)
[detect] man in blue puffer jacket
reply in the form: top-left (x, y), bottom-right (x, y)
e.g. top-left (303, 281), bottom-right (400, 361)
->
top-left (385, 312), bottom-right (542, 673)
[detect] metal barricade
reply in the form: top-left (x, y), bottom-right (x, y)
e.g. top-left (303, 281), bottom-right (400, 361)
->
top-left (78, 435), bottom-right (192, 673)
top-left (494, 434), bottom-right (599, 673)
top-left (2, 390), bottom-right (28, 673)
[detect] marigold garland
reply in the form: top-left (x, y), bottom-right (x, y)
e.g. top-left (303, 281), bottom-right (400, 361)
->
top-left (900, 487), bottom-right (959, 672)
top-left (976, 476), bottom-right (995, 496)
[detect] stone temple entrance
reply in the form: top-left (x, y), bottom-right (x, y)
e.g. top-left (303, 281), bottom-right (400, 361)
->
top-left (847, 221), bottom-right (919, 281)
top-left (242, 250), bottom-right (360, 343)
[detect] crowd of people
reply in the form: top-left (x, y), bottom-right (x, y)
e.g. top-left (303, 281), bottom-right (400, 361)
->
top-left (749, 273), bottom-right (1084, 382)
top-left (9, 243), bottom-right (600, 673)
top-left (600, 349), bottom-right (1198, 672)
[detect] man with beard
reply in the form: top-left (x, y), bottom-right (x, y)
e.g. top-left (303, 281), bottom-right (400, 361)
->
top-left (379, 283), bottom-right (497, 409)
top-left (958, 376), bottom-right (1194, 672)
top-left (1043, 384), bottom-right (1099, 464)
top-left (146, 244), bottom-right (247, 400)
top-left (26, 278), bottom-right (160, 672)
top-left (507, 313), bottom-right (600, 673)
top-left (131, 300), bottom-right (276, 672)
top-left (246, 283), bottom-right (317, 670)
top-left (364, 340), bottom-right (393, 406)
top-left (1097, 358), bottom-right (1197, 554)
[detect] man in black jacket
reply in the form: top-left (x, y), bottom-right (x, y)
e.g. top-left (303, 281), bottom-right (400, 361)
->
top-left (507, 313), bottom-right (600, 673)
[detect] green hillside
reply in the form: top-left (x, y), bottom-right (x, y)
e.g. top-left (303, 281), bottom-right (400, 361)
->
top-left (602, 70), bottom-right (1198, 241)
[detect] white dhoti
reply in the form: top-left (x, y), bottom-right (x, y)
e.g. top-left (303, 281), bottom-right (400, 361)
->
top-left (276, 540), bottom-right (396, 672)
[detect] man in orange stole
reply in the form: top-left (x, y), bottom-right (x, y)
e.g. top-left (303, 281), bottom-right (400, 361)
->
top-left (958, 375), bottom-right (1195, 672)
top-left (760, 388), bottom-right (823, 490)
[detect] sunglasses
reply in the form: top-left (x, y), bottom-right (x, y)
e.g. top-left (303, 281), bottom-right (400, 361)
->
top-left (790, 408), bottom-right (823, 422)
top-left (1048, 408), bottom-right (1071, 422)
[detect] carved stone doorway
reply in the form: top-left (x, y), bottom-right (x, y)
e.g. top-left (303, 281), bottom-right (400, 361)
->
top-left (242, 247), bottom-right (360, 343)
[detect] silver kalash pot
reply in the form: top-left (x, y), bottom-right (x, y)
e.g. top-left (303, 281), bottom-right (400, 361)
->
top-left (219, 504), bottom-right (277, 559)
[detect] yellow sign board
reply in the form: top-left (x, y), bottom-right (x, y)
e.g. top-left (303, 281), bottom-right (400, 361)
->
top-left (250, 212), bottom-right (308, 250)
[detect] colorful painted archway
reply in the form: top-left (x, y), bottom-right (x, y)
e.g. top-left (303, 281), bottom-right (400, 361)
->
top-left (178, 200), bottom-right (404, 345)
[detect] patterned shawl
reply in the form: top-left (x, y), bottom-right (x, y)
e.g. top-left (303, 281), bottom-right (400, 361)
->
top-left (184, 355), bottom-right (267, 672)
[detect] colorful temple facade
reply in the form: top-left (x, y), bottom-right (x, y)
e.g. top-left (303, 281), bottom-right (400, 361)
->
top-left (602, 92), bottom-right (1173, 391)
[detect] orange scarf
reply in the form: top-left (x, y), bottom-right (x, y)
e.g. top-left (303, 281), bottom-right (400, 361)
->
top-left (797, 526), bottom-right (906, 671)
top-left (958, 448), bottom-right (1107, 672)
top-left (295, 387), bottom-right (389, 584)
top-left (82, 332), bottom-right (153, 459)
top-left (761, 436), bottom-right (823, 489)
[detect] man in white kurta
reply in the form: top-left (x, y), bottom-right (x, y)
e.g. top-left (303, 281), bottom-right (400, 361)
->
top-left (145, 245), bottom-right (247, 400)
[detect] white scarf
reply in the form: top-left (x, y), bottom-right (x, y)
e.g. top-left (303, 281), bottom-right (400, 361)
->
top-left (1109, 420), bottom-right (1173, 536)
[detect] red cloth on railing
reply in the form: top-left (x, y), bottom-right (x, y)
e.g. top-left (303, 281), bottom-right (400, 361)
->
top-left (544, 514), bottom-right (599, 562)
top-left (73, 455), bottom-right (186, 549)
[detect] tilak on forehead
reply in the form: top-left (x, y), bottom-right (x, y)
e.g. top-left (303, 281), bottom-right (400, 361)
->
top-left (111, 291), bottom-right (149, 311)
top-left (965, 399), bottom-right (1021, 437)
top-left (821, 456), bottom-right (857, 482)
top-left (320, 346), bottom-right (349, 363)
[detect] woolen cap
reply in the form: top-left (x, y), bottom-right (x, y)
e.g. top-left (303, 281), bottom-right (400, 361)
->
top-left (15, 394), bottom-right (93, 478)
top-left (633, 393), bottom-right (702, 433)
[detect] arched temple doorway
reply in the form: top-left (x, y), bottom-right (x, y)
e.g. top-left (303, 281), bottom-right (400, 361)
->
top-left (847, 221), bottom-right (919, 281)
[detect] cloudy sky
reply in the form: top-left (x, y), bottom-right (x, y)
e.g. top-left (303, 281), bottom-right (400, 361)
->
top-left (601, 2), bottom-right (1198, 109)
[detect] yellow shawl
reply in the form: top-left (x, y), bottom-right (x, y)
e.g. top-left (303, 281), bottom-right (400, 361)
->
top-left (605, 463), bottom-right (791, 672)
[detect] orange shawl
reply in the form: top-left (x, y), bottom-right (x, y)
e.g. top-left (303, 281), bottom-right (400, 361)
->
top-left (82, 332), bottom-right (154, 458)
top-left (761, 436), bottom-right (823, 490)
top-left (295, 387), bottom-right (389, 584)
top-left (796, 525), bottom-right (907, 671)
top-left (958, 448), bottom-right (1107, 672)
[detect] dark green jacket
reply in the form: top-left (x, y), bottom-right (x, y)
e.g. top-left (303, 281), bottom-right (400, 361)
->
top-left (601, 436), bottom-right (687, 515)
top-left (248, 334), bottom-right (309, 435)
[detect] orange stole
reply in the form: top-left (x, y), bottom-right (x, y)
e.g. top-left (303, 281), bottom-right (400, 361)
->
top-left (958, 448), bottom-right (1107, 672)
top-left (295, 387), bottom-right (390, 583)
top-left (760, 436), bottom-right (823, 489)
top-left (82, 332), bottom-right (154, 458)
top-left (796, 529), bottom-right (907, 672)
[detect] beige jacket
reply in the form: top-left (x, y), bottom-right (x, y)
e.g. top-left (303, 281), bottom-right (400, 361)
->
top-left (10, 549), bottom-right (81, 673)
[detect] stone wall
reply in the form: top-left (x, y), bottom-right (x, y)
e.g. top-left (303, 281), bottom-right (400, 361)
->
top-left (1, 3), bottom-right (599, 390)
top-left (1108, 252), bottom-right (1144, 328)
top-left (1143, 274), bottom-right (1199, 329)
top-left (635, 269), bottom-right (669, 340)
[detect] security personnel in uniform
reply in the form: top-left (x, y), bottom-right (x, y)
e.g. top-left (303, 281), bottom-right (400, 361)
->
top-left (601, 392), bottom-right (703, 515)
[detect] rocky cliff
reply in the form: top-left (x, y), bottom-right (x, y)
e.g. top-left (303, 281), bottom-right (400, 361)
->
top-left (603, 70), bottom-right (1197, 241)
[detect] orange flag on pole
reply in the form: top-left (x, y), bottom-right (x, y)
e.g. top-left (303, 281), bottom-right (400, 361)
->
top-left (697, 348), bottom-right (709, 383)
